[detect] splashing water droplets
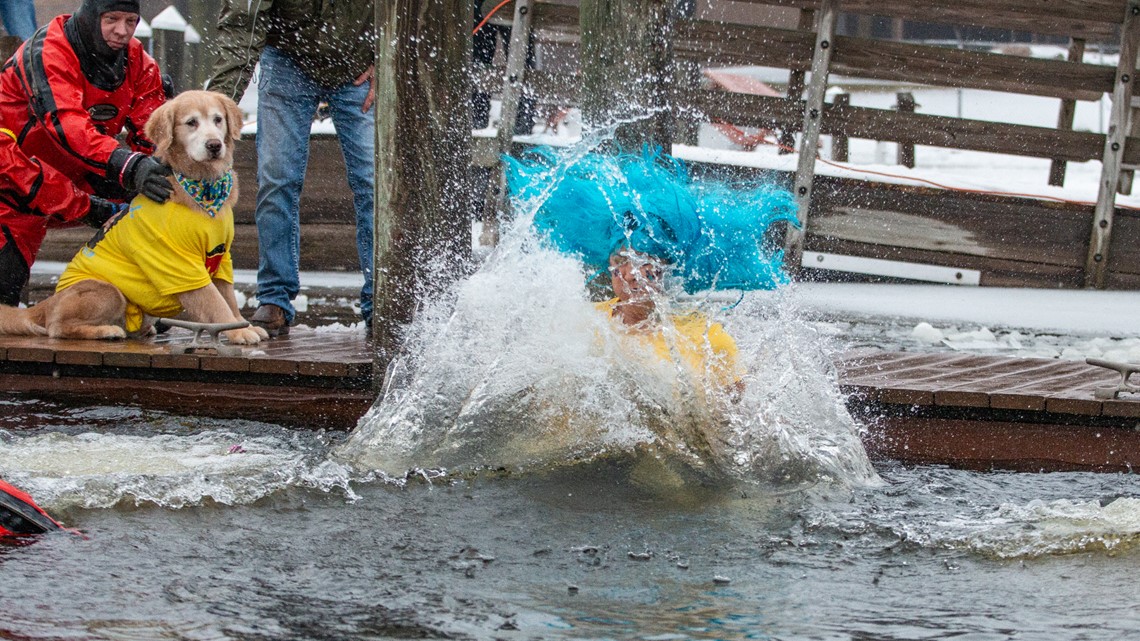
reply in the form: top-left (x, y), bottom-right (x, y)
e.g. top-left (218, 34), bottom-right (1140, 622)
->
top-left (335, 135), bottom-right (877, 489)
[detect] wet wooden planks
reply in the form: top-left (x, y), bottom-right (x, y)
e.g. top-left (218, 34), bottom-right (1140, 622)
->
top-left (0, 328), bottom-right (375, 430)
top-left (0, 328), bottom-right (372, 380)
top-left (3, 335), bottom-right (1140, 470)
top-left (840, 350), bottom-right (1140, 472)
top-left (838, 350), bottom-right (1140, 421)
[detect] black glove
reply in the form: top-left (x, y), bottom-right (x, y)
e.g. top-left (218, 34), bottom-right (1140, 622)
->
top-left (125, 155), bottom-right (174, 203)
top-left (82, 195), bottom-right (123, 228)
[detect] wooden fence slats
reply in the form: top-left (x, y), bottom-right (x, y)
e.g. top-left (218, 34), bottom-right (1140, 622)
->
top-left (722, 0), bottom-right (1124, 39)
top-left (693, 91), bottom-right (1140, 165)
top-left (534, 17), bottom-right (1118, 103)
top-left (827, 34), bottom-right (1109, 102)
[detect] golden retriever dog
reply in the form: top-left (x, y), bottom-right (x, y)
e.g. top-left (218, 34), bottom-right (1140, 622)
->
top-left (0, 90), bottom-right (267, 345)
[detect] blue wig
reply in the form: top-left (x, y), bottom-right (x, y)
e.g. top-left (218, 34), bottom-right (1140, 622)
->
top-left (503, 146), bottom-right (800, 293)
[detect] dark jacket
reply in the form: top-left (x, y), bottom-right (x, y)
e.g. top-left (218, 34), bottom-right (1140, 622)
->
top-left (206, 0), bottom-right (375, 101)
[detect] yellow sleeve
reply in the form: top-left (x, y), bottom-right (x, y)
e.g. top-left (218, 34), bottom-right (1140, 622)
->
top-left (209, 211), bottom-right (235, 284)
top-left (707, 322), bottom-right (745, 385)
top-left (213, 252), bottom-right (234, 284)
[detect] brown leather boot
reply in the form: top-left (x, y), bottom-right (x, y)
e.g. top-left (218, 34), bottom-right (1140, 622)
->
top-left (249, 303), bottom-right (290, 337)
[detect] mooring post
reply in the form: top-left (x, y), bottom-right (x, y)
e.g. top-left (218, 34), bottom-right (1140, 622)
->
top-left (784, 0), bottom-right (838, 273)
top-left (831, 92), bottom-right (849, 162)
top-left (1119, 96), bottom-right (1140, 196)
top-left (894, 92), bottom-right (915, 168)
top-left (1086, 1), bottom-right (1140, 289)
top-left (1048, 37), bottom-right (1086, 187)
top-left (372, 0), bottom-right (473, 387)
top-left (779, 8), bottom-right (815, 155)
top-left (579, 0), bottom-right (674, 150)
top-left (672, 0), bottom-right (699, 147)
top-left (482, 0), bottom-right (536, 245)
top-left (150, 6), bottom-right (188, 94)
top-left (183, 25), bottom-right (203, 94)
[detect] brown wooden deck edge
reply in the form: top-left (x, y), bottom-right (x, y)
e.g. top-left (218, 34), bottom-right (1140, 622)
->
top-left (0, 358), bottom-right (371, 392)
top-left (847, 396), bottom-right (1138, 430)
top-left (863, 417), bottom-right (1140, 473)
top-left (6, 346), bottom-right (54, 363)
top-left (0, 373), bottom-right (372, 431)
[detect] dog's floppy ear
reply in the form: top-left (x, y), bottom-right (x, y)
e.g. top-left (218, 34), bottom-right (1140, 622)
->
top-left (222, 96), bottom-right (244, 142)
top-left (144, 100), bottom-right (176, 161)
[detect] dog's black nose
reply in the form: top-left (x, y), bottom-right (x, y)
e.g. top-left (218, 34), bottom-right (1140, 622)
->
top-left (206, 140), bottom-right (223, 157)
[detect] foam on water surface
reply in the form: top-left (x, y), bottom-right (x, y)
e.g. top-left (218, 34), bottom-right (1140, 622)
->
top-left (0, 425), bottom-right (353, 510)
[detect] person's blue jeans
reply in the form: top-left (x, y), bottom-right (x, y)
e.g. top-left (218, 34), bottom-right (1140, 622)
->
top-left (255, 46), bottom-right (374, 324)
top-left (0, 0), bottom-right (36, 40)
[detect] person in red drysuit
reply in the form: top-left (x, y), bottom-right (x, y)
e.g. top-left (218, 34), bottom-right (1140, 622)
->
top-left (0, 0), bottom-right (172, 304)
top-left (0, 127), bottom-right (119, 305)
top-left (0, 0), bottom-right (172, 204)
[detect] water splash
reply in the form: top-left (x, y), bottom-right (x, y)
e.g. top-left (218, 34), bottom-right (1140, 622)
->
top-left (901, 497), bottom-right (1140, 558)
top-left (335, 140), bottom-right (877, 489)
top-left (803, 467), bottom-right (1140, 559)
top-left (0, 427), bottom-right (354, 510)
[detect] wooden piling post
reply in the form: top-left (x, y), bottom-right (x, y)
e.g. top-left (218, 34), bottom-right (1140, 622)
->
top-left (579, 0), bottom-right (674, 150)
top-left (895, 91), bottom-right (916, 168)
top-left (1086, 1), bottom-right (1140, 289)
top-left (1118, 98), bottom-right (1140, 195)
top-left (784, 0), bottom-right (838, 273)
top-left (373, 0), bottom-right (473, 381)
top-left (779, 8), bottom-right (815, 155)
top-left (183, 25), bottom-right (203, 93)
top-left (1048, 37), bottom-right (1086, 187)
top-left (831, 92), bottom-right (849, 162)
top-left (150, 6), bottom-right (187, 94)
top-left (481, 0), bottom-right (536, 245)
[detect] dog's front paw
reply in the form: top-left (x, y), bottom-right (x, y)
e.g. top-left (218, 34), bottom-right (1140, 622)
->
top-left (250, 325), bottom-right (270, 341)
top-left (96, 325), bottom-right (128, 340)
top-left (223, 327), bottom-right (264, 345)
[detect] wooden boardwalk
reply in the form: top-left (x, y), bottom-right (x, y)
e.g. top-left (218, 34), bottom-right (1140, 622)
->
top-left (837, 350), bottom-right (1140, 472)
top-left (1, 332), bottom-right (1138, 471)
top-left (0, 329), bottom-right (375, 430)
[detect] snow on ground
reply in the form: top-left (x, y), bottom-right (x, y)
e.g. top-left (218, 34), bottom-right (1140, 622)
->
top-left (780, 283), bottom-right (1140, 363)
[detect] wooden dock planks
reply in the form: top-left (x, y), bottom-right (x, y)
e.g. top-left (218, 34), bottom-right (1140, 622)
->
top-left (1, 333), bottom-right (1139, 470)
top-left (837, 350), bottom-right (1136, 419)
top-left (839, 350), bottom-right (1140, 471)
top-left (0, 329), bottom-right (375, 430)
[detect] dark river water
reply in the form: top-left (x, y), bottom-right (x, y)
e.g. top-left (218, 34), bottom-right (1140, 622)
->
top-left (2, 398), bottom-right (1139, 641)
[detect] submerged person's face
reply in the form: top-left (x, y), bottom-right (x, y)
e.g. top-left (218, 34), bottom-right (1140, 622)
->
top-left (609, 250), bottom-right (665, 304)
top-left (100, 11), bottom-right (138, 50)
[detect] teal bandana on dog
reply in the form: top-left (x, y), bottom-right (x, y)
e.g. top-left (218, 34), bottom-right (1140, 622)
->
top-left (175, 171), bottom-right (234, 218)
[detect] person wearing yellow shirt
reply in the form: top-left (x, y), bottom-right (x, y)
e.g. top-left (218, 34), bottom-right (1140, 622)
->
top-left (504, 146), bottom-right (798, 397)
top-left (597, 247), bottom-right (744, 397)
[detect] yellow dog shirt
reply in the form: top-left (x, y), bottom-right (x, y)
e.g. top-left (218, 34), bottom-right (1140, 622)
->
top-left (57, 197), bottom-right (235, 332)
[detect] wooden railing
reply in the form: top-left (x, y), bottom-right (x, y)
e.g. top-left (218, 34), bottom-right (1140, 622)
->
top-left (476, 0), bottom-right (1140, 290)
